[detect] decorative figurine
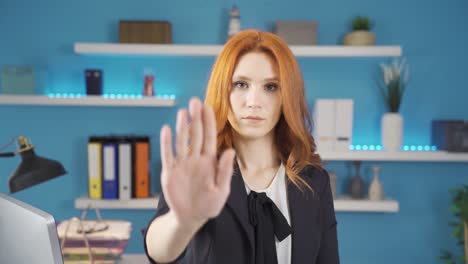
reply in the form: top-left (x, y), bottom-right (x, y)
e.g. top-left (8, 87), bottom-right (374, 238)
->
top-left (227, 5), bottom-right (240, 40)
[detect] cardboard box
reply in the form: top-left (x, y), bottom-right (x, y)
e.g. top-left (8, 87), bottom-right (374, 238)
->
top-left (119, 21), bottom-right (172, 44)
top-left (275, 21), bottom-right (318, 45)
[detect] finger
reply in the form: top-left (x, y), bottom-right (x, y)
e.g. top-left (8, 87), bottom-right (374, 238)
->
top-left (216, 149), bottom-right (236, 190)
top-left (188, 97), bottom-right (203, 156)
top-left (160, 125), bottom-right (174, 170)
top-left (201, 104), bottom-right (217, 156)
top-left (175, 109), bottom-right (189, 159)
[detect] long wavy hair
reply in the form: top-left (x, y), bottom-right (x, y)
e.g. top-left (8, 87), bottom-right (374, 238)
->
top-left (204, 29), bottom-right (322, 191)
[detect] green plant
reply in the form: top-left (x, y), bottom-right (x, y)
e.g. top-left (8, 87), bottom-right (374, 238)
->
top-left (376, 57), bottom-right (409, 112)
top-left (439, 184), bottom-right (468, 264)
top-left (351, 16), bottom-right (373, 31)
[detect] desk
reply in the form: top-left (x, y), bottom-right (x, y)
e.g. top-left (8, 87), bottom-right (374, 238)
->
top-left (117, 254), bottom-right (150, 264)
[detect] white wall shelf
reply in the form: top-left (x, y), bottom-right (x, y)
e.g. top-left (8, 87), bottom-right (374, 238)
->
top-left (75, 195), bottom-right (397, 213)
top-left (320, 150), bottom-right (468, 162)
top-left (75, 195), bottom-right (160, 210)
top-left (74, 43), bottom-right (402, 57)
top-left (0, 95), bottom-right (176, 107)
top-left (334, 196), bottom-right (399, 213)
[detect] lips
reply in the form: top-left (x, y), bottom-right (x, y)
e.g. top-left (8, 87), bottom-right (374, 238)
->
top-left (243, 116), bottom-right (264, 120)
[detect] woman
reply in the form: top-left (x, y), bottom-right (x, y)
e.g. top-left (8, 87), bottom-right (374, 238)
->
top-left (144, 29), bottom-right (339, 264)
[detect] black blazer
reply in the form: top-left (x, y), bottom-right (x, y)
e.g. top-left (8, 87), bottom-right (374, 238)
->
top-left (144, 163), bottom-right (340, 264)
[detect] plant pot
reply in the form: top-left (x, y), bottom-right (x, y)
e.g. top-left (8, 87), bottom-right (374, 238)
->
top-left (343, 30), bottom-right (375, 46)
top-left (381, 112), bottom-right (403, 152)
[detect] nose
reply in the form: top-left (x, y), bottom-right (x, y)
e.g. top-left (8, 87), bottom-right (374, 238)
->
top-left (245, 86), bottom-right (262, 109)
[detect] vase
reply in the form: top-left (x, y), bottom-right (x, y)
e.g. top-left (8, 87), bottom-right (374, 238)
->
top-left (349, 161), bottom-right (365, 199)
top-left (381, 112), bottom-right (403, 152)
top-left (368, 165), bottom-right (384, 200)
top-left (343, 30), bottom-right (375, 46)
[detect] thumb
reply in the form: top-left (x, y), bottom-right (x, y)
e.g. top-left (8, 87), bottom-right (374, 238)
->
top-left (216, 149), bottom-right (236, 190)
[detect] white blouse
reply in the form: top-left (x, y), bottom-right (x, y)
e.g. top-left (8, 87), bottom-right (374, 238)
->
top-left (244, 163), bottom-right (291, 264)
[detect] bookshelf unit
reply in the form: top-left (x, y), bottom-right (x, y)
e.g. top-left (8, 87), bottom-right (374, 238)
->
top-left (70, 42), bottom-right (430, 214)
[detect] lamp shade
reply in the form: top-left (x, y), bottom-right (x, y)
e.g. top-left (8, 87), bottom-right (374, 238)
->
top-left (8, 148), bottom-right (66, 193)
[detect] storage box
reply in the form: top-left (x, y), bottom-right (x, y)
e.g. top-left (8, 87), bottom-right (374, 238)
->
top-left (313, 99), bottom-right (354, 152)
top-left (432, 120), bottom-right (468, 152)
top-left (274, 21), bottom-right (318, 45)
top-left (1, 66), bottom-right (35, 95)
top-left (119, 21), bottom-right (172, 44)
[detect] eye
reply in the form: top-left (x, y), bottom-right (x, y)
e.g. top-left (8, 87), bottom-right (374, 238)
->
top-left (265, 83), bottom-right (278, 92)
top-left (233, 81), bottom-right (248, 89)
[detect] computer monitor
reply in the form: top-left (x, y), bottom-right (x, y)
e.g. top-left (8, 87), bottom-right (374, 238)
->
top-left (0, 193), bottom-right (63, 264)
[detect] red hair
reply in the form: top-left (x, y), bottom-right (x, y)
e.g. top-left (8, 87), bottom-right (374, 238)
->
top-left (204, 29), bottom-right (322, 191)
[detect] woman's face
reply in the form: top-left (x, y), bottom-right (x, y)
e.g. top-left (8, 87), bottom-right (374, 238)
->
top-left (228, 51), bottom-right (282, 140)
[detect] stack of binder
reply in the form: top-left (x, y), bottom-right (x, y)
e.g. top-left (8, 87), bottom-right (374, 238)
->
top-left (88, 135), bottom-right (151, 200)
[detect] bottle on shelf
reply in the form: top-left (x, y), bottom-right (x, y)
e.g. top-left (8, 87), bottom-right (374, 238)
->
top-left (368, 165), bottom-right (385, 200)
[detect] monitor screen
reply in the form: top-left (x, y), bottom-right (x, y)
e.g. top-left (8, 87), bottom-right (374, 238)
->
top-left (0, 193), bottom-right (63, 264)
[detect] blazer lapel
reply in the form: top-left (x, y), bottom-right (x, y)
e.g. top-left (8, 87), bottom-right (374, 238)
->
top-left (225, 161), bottom-right (255, 251)
top-left (288, 173), bottom-right (322, 263)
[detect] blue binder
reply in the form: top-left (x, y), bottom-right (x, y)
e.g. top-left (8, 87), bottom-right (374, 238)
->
top-left (102, 143), bottom-right (118, 199)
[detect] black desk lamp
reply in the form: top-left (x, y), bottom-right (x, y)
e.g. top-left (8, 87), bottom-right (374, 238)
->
top-left (0, 136), bottom-right (67, 193)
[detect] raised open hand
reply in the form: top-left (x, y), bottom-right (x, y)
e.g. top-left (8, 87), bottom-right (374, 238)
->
top-left (159, 97), bottom-right (236, 226)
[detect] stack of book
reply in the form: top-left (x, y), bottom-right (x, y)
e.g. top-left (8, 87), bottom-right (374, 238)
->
top-left (87, 135), bottom-right (151, 200)
top-left (57, 219), bottom-right (132, 264)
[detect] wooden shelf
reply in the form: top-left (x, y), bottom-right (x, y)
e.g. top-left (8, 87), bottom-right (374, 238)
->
top-left (74, 43), bottom-right (402, 57)
top-left (320, 150), bottom-right (468, 162)
top-left (334, 196), bottom-right (399, 213)
top-left (0, 95), bottom-right (176, 107)
top-left (75, 194), bottom-right (398, 213)
top-left (75, 195), bottom-right (160, 210)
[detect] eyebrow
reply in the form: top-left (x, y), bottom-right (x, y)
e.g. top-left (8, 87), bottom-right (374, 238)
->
top-left (233, 75), bottom-right (279, 82)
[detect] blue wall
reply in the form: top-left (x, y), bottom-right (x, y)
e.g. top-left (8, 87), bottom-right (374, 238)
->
top-left (1, 0), bottom-right (468, 263)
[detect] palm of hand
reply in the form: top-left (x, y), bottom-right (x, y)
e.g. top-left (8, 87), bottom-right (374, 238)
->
top-left (159, 98), bottom-right (235, 225)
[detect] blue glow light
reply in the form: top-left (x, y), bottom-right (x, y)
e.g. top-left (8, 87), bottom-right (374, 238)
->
top-left (349, 144), bottom-right (437, 152)
top-left (170, 94), bottom-right (176, 99)
top-left (103, 94), bottom-right (109, 98)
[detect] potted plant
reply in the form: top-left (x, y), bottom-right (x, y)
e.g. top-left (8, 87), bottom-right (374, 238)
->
top-left (439, 185), bottom-right (468, 264)
top-left (343, 15), bottom-right (375, 46)
top-left (377, 57), bottom-right (409, 151)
